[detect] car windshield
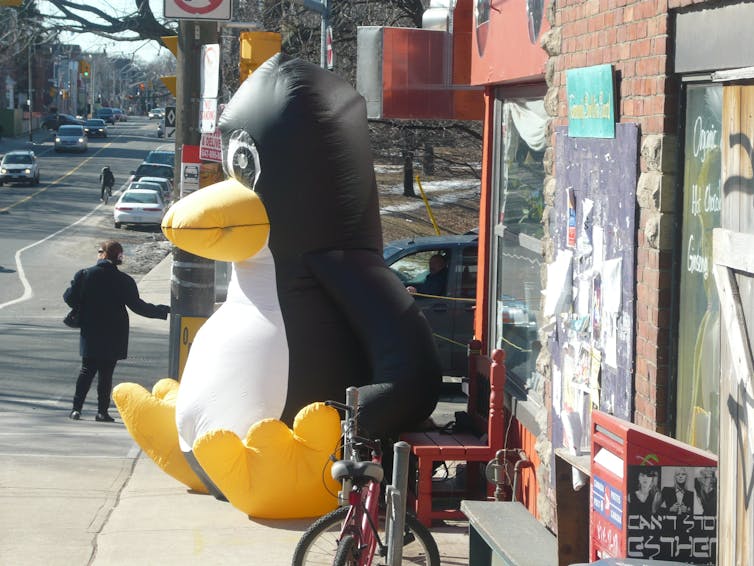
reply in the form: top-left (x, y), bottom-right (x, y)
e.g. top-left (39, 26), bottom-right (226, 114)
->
top-left (3, 154), bottom-right (32, 164)
top-left (136, 164), bottom-right (173, 177)
top-left (123, 192), bottom-right (159, 204)
top-left (145, 151), bottom-right (175, 165)
top-left (131, 182), bottom-right (162, 191)
top-left (86, 120), bottom-right (104, 126)
top-left (59, 126), bottom-right (82, 135)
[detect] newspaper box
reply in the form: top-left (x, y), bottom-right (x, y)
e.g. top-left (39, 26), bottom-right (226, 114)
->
top-left (590, 410), bottom-right (717, 564)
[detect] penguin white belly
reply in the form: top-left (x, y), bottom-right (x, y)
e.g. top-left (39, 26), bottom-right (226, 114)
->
top-left (176, 248), bottom-right (288, 452)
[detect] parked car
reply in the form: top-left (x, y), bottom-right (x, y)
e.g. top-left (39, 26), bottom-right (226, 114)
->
top-left (129, 162), bottom-right (174, 184)
top-left (148, 107), bottom-right (165, 120)
top-left (137, 176), bottom-right (173, 201)
top-left (144, 149), bottom-right (175, 167)
top-left (113, 108), bottom-right (127, 122)
top-left (0, 150), bottom-right (40, 186)
top-left (83, 118), bottom-right (108, 138)
top-left (113, 188), bottom-right (168, 229)
top-left (127, 179), bottom-right (172, 203)
top-left (384, 234), bottom-right (478, 377)
top-left (96, 107), bottom-right (116, 124)
top-left (41, 113), bottom-right (84, 130)
top-left (54, 125), bottom-right (88, 153)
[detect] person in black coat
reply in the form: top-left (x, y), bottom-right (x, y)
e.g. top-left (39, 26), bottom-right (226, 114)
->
top-left (64, 240), bottom-right (170, 422)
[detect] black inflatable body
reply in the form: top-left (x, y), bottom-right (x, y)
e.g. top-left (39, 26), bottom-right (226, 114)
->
top-left (218, 54), bottom-right (442, 437)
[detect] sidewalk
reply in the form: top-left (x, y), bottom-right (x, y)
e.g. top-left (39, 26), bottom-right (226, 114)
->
top-left (0, 128), bottom-right (54, 154)
top-left (105, 255), bottom-right (471, 564)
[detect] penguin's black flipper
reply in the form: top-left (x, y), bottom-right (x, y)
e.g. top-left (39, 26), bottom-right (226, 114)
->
top-left (304, 249), bottom-right (442, 438)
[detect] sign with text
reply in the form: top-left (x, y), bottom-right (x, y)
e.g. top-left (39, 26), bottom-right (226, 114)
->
top-left (164, 0), bottom-right (231, 21)
top-left (566, 64), bottom-right (615, 138)
top-left (199, 98), bottom-right (217, 134)
top-left (200, 130), bottom-right (223, 162)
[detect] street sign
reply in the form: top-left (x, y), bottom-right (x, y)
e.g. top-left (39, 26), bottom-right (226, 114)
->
top-left (326, 27), bottom-right (334, 70)
top-left (181, 145), bottom-right (201, 197)
top-left (164, 0), bottom-right (232, 21)
top-left (164, 105), bottom-right (177, 138)
top-left (201, 44), bottom-right (220, 98)
top-left (199, 98), bottom-right (217, 134)
top-left (200, 130), bottom-right (223, 163)
top-left (302, 0), bottom-right (327, 15)
top-left (165, 106), bottom-right (177, 128)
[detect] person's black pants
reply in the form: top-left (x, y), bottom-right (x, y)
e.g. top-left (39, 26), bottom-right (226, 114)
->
top-left (73, 357), bottom-right (117, 414)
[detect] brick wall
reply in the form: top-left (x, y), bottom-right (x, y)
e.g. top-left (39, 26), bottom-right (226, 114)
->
top-left (542, 0), bottom-right (683, 434)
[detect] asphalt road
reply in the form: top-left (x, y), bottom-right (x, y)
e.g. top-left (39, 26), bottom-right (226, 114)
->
top-left (0, 117), bottom-right (173, 447)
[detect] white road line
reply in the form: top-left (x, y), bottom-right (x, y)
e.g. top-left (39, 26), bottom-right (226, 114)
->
top-left (0, 206), bottom-right (105, 310)
top-left (0, 148), bottom-right (113, 311)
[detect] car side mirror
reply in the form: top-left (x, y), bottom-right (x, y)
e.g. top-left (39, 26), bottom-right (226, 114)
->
top-left (130, 170), bottom-right (135, 175)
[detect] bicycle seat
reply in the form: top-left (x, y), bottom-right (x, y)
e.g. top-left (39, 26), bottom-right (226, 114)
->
top-left (331, 460), bottom-right (384, 484)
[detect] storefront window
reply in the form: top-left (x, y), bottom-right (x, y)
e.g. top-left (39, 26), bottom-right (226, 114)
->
top-left (489, 97), bottom-right (546, 398)
top-left (676, 84), bottom-right (722, 454)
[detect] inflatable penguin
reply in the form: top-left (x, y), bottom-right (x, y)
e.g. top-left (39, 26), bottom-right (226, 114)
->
top-left (114, 54), bottom-right (442, 519)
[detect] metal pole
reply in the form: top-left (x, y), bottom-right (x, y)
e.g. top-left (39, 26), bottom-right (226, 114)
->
top-left (387, 441), bottom-right (410, 565)
top-left (320, 0), bottom-right (329, 69)
top-left (167, 20), bottom-right (219, 380)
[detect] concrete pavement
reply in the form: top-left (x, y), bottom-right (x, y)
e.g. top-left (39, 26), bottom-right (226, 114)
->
top-left (3, 242), bottom-right (471, 565)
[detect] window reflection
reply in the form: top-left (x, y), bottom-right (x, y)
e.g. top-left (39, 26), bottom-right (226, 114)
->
top-left (491, 98), bottom-right (546, 396)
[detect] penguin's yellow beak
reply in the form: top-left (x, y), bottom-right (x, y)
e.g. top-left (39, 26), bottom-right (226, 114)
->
top-left (161, 179), bottom-right (269, 262)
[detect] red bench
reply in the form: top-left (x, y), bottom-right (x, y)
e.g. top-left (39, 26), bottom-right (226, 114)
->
top-left (401, 341), bottom-right (506, 526)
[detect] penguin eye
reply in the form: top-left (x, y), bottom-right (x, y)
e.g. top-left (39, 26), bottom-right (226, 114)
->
top-left (222, 130), bottom-right (260, 188)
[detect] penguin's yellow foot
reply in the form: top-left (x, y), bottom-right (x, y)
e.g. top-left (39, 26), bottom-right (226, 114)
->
top-left (193, 402), bottom-right (341, 519)
top-left (113, 379), bottom-right (208, 493)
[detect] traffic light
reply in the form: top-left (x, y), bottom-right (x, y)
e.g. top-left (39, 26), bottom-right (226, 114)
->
top-left (160, 36), bottom-right (178, 97)
top-left (239, 32), bottom-right (281, 83)
top-left (79, 60), bottom-right (90, 77)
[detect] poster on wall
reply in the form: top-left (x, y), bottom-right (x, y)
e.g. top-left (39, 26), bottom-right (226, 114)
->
top-left (626, 465), bottom-right (717, 564)
top-left (550, 124), bottom-right (638, 452)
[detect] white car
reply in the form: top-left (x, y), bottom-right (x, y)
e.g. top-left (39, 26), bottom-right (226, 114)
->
top-left (54, 125), bottom-right (88, 153)
top-left (148, 107), bottom-right (165, 120)
top-left (0, 150), bottom-right (40, 186)
top-left (113, 188), bottom-right (168, 229)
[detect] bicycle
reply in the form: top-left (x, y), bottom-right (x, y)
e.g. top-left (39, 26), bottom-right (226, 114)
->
top-left (101, 180), bottom-right (113, 204)
top-left (292, 387), bottom-right (440, 566)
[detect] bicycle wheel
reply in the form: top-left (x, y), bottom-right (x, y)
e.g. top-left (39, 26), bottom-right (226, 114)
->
top-left (333, 534), bottom-right (358, 566)
top-left (291, 506), bottom-right (440, 566)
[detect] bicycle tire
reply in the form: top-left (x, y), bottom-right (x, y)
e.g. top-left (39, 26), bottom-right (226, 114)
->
top-left (333, 534), bottom-right (358, 566)
top-left (291, 506), bottom-right (441, 566)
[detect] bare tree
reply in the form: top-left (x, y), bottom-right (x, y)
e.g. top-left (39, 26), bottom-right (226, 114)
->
top-left (41, 0), bottom-right (174, 44)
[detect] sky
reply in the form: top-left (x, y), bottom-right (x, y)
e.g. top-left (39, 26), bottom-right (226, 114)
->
top-left (40, 0), bottom-right (167, 62)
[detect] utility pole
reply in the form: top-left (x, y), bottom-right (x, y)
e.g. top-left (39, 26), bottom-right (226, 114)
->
top-left (168, 20), bottom-right (219, 380)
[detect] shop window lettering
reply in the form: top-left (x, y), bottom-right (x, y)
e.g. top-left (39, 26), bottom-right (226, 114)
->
top-left (686, 181), bottom-right (721, 280)
top-left (690, 182), bottom-right (722, 216)
top-left (686, 235), bottom-right (709, 280)
top-left (692, 116), bottom-right (718, 158)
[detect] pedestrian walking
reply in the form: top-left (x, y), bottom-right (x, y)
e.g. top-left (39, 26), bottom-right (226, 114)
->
top-left (63, 240), bottom-right (170, 422)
